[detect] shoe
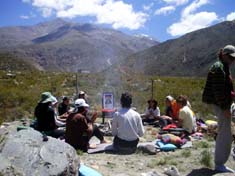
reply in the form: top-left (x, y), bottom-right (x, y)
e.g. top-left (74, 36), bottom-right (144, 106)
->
top-left (232, 146), bottom-right (235, 160)
top-left (215, 165), bottom-right (235, 173)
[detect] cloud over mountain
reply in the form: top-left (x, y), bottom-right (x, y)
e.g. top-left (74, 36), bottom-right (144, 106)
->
top-left (22, 0), bottom-right (148, 30)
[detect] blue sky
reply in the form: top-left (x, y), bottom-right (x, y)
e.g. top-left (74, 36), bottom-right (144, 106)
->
top-left (0, 0), bottom-right (235, 41)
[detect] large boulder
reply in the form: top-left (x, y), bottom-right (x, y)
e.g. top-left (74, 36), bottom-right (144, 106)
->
top-left (0, 122), bottom-right (80, 176)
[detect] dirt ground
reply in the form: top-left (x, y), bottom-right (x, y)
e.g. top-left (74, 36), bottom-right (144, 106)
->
top-left (80, 125), bottom-right (235, 176)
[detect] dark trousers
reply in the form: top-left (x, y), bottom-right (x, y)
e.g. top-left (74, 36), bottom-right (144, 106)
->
top-left (91, 124), bottom-right (104, 142)
top-left (44, 128), bottom-right (65, 138)
top-left (113, 136), bottom-right (139, 153)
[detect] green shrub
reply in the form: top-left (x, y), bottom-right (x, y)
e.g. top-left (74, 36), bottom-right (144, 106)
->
top-left (194, 141), bottom-right (210, 149)
top-left (76, 149), bottom-right (84, 155)
top-left (200, 149), bottom-right (212, 168)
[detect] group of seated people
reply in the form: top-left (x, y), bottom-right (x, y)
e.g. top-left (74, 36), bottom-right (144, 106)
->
top-left (141, 95), bottom-right (197, 135)
top-left (34, 91), bottom-right (196, 153)
top-left (34, 91), bottom-right (107, 150)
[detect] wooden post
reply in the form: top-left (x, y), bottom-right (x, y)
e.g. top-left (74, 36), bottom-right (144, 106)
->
top-left (151, 79), bottom-right (154, 99)
top-left (76, 73), bottom-right (78, 96)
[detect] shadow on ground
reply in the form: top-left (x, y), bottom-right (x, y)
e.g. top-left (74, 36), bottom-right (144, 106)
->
top-left (186, 168), bottom-right (217, 176)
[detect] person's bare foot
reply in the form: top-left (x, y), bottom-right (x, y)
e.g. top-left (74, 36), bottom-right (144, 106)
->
top-left (88, 143), bottom-right (97, 149)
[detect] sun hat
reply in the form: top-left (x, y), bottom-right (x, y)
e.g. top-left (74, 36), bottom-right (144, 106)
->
top-left (79, 91), bottom-right (85, 95)
top-left (223, 45), bottom-right (235, 58)
top-left (74, 98), bottom-right (89, 108)
top-left (40, 92), bottom-right (56, 104)
top-left (51, 97), bottom-right (58, 106)
top-left (166, 95), bottom-right (174, 101)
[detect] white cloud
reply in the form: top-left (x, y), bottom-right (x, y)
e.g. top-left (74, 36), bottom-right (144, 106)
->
top-left (143, 2), bottom-right (154, 11)
top-left (167, 0), bottom-right (218, 36)
top-left (22, 0), bottom-right (31, 3)
top-left (20, 15), bottom-right (30, 19)
top-left (167, 12), bottom-right (217, 36)
top-left (155, 6), bottom-right (175, 15)
top-left (162, 0), bottom-right (188, 6)
top-left (182, 0), bottom-right (209, 17)
top-left (20, 12), bottom-right (36, 19)
top-left (22, 0), bottom-right (148, 30)
top-left (226, 12), bottom-right (235, 21)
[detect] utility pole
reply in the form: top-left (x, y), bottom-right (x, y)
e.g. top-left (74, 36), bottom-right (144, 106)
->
top-left (151, 79), bottom-right (154, 99)
top-left (76, 72), bottom-right (79, 96)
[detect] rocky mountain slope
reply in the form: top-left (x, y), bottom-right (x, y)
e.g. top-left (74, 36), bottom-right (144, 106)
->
top-left (0, 19), bottom-right (158, 72)
top-left (122, 20), bottom-right (235, 77)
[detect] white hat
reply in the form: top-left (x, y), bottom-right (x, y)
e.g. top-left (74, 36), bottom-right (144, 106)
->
top-left (75, 98), bottom-right (89, 107)
top-left (166, 95), bottom-right (174, 101)
top-left (79, 91), bottom-right (85, 95)
top-left (51, 96), bottom-right (58, 105)
top-left (223, 45), bottom-right (235, 58)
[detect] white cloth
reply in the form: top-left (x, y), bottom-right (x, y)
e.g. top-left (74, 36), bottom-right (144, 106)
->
top-left (144, 107), bottom-right (160, 119)
top-left (178, 106), bottom-right (195, 133)
top-left (112, 108), bottom-right (145, 141)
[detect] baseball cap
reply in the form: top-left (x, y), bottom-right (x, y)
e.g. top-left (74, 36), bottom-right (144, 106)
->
top-left (223, 45), bottom-right (235, 58)
top-left (166, 95), bottom-right (174, 101)
top-left (74, 98), bottom-right (89, 108)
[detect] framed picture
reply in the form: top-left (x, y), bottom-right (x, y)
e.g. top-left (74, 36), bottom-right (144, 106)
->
top-left (102, 92), bottom-right (114, 109)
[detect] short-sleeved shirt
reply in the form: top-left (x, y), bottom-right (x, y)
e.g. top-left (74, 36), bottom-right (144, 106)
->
top-left (178, 106), bottom-right (195, 133)
top-left (65, 113), bottom-right (89, 151)
top-left (144, 107), bottom-right (160, 119)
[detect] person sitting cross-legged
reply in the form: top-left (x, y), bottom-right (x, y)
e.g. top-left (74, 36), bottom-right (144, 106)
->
top-left (112, 92), bottom-right (145, 153)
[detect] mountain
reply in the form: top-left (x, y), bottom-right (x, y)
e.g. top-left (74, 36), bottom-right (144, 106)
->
top-left (122, 20), bottom-right (235, 77)
top-left (0, 53), bottom-right (36, 72)
top-left (0, 19), bottom-right (158, 72)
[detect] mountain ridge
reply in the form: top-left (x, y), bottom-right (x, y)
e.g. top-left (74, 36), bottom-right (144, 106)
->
top-left (0, 19), bottom-right (158, 72)
top-left (120, 20), bottom-right (235, 77)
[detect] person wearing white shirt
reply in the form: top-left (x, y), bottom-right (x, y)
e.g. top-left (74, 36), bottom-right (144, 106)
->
top-left (112, 92), bottom-right (145, 152)
top-left (142, 99), bottom-right (160, 124)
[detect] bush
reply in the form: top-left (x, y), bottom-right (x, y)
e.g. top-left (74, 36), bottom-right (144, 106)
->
top-left (200, 149), bottom-right (213, 168)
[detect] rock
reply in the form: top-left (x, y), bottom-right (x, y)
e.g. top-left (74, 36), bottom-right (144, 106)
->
top-left (0, 122), bottom-right (80, 176)
top-left (163, 166), bottom-right (180, 176)
top-left (138, 144), bottom-right (157, 155)
top-left (141, 170), bottom-right (162, 176)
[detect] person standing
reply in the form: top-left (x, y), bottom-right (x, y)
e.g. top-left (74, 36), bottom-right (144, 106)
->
top-left (112, 92), bottom-right (145, 153)
top-left (202, 45), bottom-right (235, 173)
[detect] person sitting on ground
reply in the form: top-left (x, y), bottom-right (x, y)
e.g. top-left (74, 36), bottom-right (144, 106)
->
top-left (34, 92), bottom-right (65, 138)
top-left (65, 99), bottom-right (93, 152)
top-left (58, 96), bottom-right (70, 117)
top-left (159, 96), bottom-right (175, 127)
top-left (112, 92), bottom-right (145, 153)
top-left (51, 97), bottom-right (67, 127)
top-left (75, 98), bottom-right (107, 144)
top-left (176, 95), bottom-right (196, 134)
top-left (78, 90), bottom-right (87, 102)
top-left (78, 90), bottom-right (97, 123)
top-left (141, 99), bottom-right (160, 125)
